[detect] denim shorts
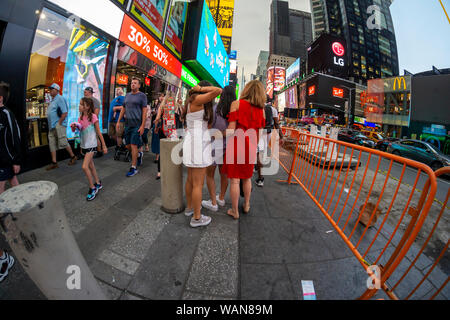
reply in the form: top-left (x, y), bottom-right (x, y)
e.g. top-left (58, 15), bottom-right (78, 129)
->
top-left (124, 126), bottom-right (143, 147)
top-left (0, 167), bottom-right (14, 182)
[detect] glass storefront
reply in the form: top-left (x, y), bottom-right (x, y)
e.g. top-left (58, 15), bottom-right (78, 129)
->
top-left (26, 8), bottom-right (111, 149)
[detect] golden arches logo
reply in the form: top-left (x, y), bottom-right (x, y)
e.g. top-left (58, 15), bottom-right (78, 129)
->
top-left (393, 77), bottom-right (406, 91)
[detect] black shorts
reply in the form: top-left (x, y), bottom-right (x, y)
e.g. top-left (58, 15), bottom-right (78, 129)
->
top-left (82, 148), bottom-right (97, 155)
top-left (0, 167), bottom-right (15, 182)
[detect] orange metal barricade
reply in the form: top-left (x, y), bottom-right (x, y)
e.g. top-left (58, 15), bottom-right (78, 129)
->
top-left (275, 127), bottom-right (448, 300)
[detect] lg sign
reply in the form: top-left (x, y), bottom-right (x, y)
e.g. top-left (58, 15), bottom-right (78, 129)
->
top-left (332, 42), bottom-right (345, 67)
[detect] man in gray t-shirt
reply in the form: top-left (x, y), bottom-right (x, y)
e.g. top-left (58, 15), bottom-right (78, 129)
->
top-left (117, 78), bottom-right (148, 177)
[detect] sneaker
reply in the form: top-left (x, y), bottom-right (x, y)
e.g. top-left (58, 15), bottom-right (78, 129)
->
top-left (202, 199), bottom-right (218, 212)
top-left (0, 251), bottom-right (15, 283)
top-left (216, 194), bottom-right (225, 207)
top-left (86, 188), bottom-right (97, 201)
top-left (94, 181), bottom-right (103, 192)
top-left (256, 178), bottom-right (264, 187)
top-left (68, 156), bottom-right (77, 166)
top-left (184, 208), bottom-right (194, 217)
top-left (46, 162), bottom-right (58, 171)
top-left (137, 152), bottom-right (143, 166)
top-left (126, 167), bottom-right (138, 177)
top-left (190, 215), bottom-right (212, 228)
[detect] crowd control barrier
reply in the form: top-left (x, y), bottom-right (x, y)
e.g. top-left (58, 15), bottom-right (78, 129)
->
top-left (275, 127), bottom-right (448, 300)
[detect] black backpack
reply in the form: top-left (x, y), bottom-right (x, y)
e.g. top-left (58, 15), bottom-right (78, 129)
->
top-left (264, 104), bottom-right (274, 130)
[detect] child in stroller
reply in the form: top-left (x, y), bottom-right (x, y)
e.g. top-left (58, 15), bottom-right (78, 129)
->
top-left (114, 135), bottom-right (131, 162)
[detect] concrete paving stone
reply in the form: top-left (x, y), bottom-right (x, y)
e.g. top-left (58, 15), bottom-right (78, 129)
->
top-left (98, 249), bottom-right (141, 276)
top-left (98, 280), bottom-right (123, 300)
top-left (286, 258), bottom-right (369, 300)
top-left (114, 185), bottom-right (158, 213)
top-left (109, 198), bottom-right (170, 262)
top-left (75, 206), bottom-right (141, 264)
top-left (420, 263), bottom-right (449, 299)
top-left (185, 222), bottom-right (238, 298)
top-left (127, 223), bottom-right (203, 299)
top-left (240, 264), bottom-right (296, 300)
top-left (90, 259), bottom-right (134, 290)
top-left (240, 217), bottom-right (334, 264)
top-left (419, 288), bottom-right (448, 300)
top-left (182, 291), bottom-right (235, 300)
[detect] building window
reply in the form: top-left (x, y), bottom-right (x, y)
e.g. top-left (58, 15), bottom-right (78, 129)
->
top-left (26, 8), bottom-right (110, 149)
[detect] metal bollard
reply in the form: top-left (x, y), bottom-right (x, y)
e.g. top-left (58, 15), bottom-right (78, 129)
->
top-left (0, 181), bottom-right (106, 300)
top-left (160, 138), bottom-right (185, 214)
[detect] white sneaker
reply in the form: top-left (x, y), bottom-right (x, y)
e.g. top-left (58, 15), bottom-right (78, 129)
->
top-left (216, 194), bottom-right (225, 207)
top-left (190, 215), bottom-right (212, 227)
top-left (184, 208), bottom-right (194, 217)
top-left (202, 200), bottom-right (218, 212)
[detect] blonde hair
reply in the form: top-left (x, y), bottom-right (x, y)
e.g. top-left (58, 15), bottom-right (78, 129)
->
top-left (239, 80), bottom-right (266, 109)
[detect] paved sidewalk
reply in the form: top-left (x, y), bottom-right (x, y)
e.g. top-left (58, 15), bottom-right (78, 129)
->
top-left (0, 149), bottom-right (447, 300)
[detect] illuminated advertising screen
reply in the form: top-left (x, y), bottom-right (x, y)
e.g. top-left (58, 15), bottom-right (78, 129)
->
top-left (164, 1), bottom-right (188, 59)
top-left (274, 67), bottom-right (285, 92)
top-left (277, 92), bottom-right (286, 113)
top-left (181, 64), bottom-right (199, 87)
top-left (286, 58), bottom-right (300, 85)
top-left (332, 87), bottom-right (344, 98)
top-left (230, 59), bottom-right (237, 74)
top-left (130, 0), bottom-right (170, 40)
top-left (229, 50), bottom-right (237, 59)
top-left (196, 0), bottom-right (230, 87)
top-left (299, 82), bottom-right (306, 109)
top-left (286, 86), bottom-right (298, 108)
top-left (206, 0), bottom-right (235, 53)
top-left (266, 66), bottom-right (274, 99)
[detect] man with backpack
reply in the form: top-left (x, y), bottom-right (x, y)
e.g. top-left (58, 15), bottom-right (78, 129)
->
top-left (46, 83), bottom-right (77, 170)
top-left (255, 95), bottom-right (283, 187)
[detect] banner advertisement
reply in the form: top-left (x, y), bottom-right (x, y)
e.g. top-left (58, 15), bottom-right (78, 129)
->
top-left (286, 86), bottom-right (298, 108)
top-left (274, 67), bottom-right (286, 92)
top-left (181, 65), bottom-right (199, 87)
top-left (119, 14), bottom-right (182, 77)
top-left (196, 0), bottom-right (230, 87)
top-left (206, 0), bottom-right (235, 52)
top-left (286, 58), bottom-right (300, 85)
top-left (266, 66), bottom-right (275, 99)
top-left (130, 0), bottom-right (170, 40)
top-left (299, 82), bottom-right (306, 109)
top-left (164, 1), bottom-right (188, 58)
top-left (277, 92), bottom-right (286, 113)
top-left (230, 59), bottom-right (237, 74)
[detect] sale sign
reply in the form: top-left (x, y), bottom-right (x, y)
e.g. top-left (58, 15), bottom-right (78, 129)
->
top-left (119, 14), bottom-right (182, 78)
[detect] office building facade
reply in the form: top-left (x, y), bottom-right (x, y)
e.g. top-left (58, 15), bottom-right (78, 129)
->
top-left (270, 1), bottom-right (312, 61)
top-left (256, 50), bottom-right (270, 84)
top-left (309, 0), bottom-right (399, 84)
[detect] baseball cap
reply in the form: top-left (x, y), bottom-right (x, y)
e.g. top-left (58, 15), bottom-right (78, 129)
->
top-left (84, 87), bottom-right (94, 93)
top-left (49, 83), bottom-right (61, 91)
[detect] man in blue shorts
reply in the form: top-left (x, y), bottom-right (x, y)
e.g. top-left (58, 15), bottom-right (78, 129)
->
top-left (116, 78), bottom-right (147, 177)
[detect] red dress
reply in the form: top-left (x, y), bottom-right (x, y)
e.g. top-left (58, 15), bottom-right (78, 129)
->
top-left (222, 100), bottom-right (265, 179)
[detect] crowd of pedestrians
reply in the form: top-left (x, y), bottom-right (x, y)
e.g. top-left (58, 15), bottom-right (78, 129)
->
top-left (0, 75), bottom-right (283, 282)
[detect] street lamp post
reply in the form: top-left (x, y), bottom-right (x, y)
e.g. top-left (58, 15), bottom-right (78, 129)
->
top-left (338, 85), bottom-right (355, 128)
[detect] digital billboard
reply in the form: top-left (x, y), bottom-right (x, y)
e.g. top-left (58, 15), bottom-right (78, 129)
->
top-left (206, 0), bottom-right (235, 53)
top-left (130, 0), bottom-right (170, 40)
top-left (286, 86), bottom-right (298, 108)
top-left (274, 67), bottom-right (285, 92)
top-left (299, 82), bottom-right (306, 109)
top-left (164, 1), bottom-right (188, 59)
top-left (277, 92), bottom-right (286, 113)
top-left (229, 50), bottom-right (237, 59)
top-left (266, 66), bottom-right (274, 99)
top-left (230, 59), bottom-right (237, 74)
top-left (195, 0), bottom-right (230, 87)
top-left (286, 58), bottom-right (300, 85)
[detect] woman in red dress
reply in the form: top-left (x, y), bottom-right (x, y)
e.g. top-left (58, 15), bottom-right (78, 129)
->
top-left (222, 80), bottom-right (266, 219)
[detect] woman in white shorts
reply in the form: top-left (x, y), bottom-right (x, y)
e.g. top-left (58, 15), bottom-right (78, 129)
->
top-left (182, 81), bottom-right (222, 228)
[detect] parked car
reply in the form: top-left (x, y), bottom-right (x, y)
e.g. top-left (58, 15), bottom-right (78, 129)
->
top-left (375, 137), bottom-right (400, 152)
top-left (387, 139), bottom-right (450, 171)
top-left (338, 129), bottom-right (376, 148)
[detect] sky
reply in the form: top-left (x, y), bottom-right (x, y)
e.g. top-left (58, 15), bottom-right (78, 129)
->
top-left (231, 0), bottom-right (450, 84)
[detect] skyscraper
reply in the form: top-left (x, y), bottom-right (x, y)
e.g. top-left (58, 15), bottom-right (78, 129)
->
top-left (256, 50), bottom-right (270, 84)
top-left (270, 1), bottom-right (312, 61)
top-left (309, 0), bottom-right (399, 84)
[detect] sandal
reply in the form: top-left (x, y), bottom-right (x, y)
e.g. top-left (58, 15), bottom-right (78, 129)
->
top-left (227, 209), bottom-right (239, 220)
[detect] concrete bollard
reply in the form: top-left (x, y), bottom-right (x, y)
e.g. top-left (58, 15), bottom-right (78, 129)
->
top-left (160, 138), bottom-right (185, 214)
top-left (0, 181), bottom-right (106, 300)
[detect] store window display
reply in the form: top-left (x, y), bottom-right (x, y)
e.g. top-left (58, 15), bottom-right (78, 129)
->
top-left (26, 8), bottom-right (110, 149)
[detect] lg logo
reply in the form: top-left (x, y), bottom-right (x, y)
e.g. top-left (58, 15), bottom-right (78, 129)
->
top-left (334, 57), bottom-right (345, 66)
top-left (332, 42), bottom-right (345, 57)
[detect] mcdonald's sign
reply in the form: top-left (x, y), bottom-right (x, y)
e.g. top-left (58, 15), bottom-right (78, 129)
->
top-left (393, 77), bottom-right (407, 91)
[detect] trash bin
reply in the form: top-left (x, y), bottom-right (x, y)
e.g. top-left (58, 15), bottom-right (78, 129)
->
top-left (160, 138), bottom-right (185, 214)
top-left (0, 181), bottom-right (106, 300)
